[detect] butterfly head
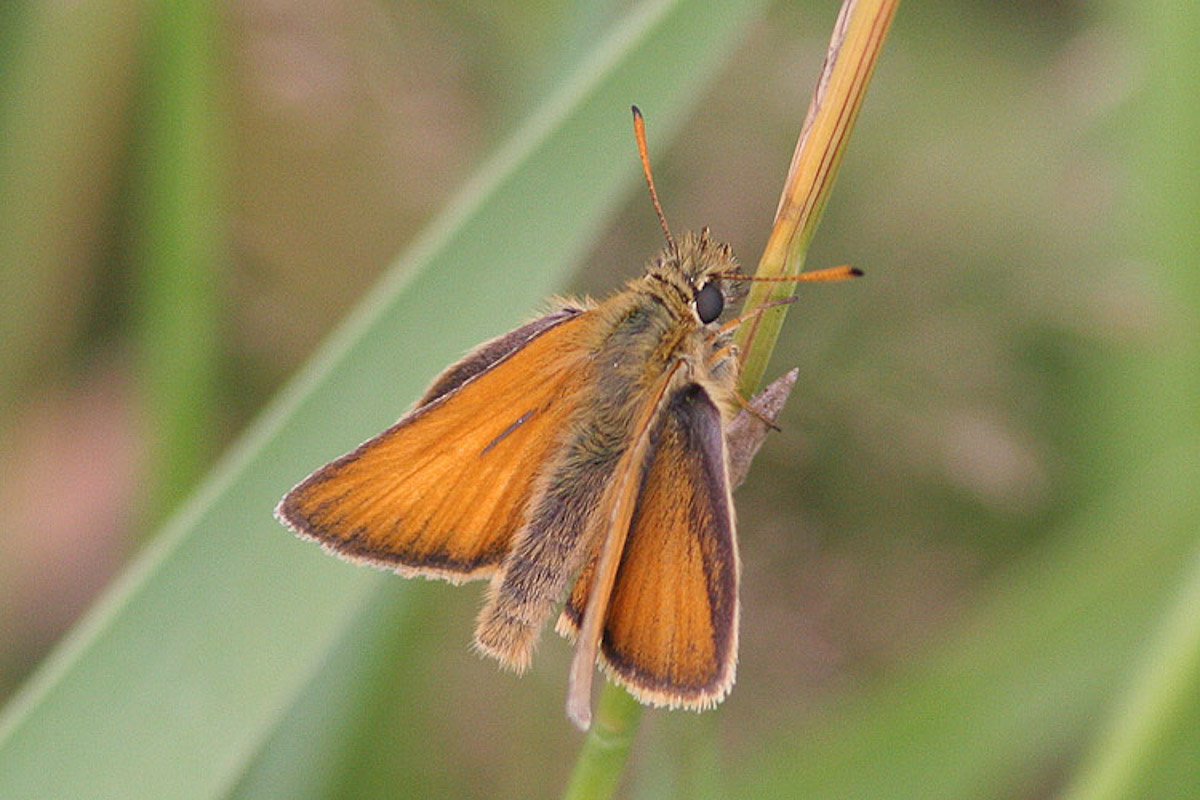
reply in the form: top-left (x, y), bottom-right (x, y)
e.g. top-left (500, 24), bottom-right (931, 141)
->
top-left (646, 227), bottom-right (742, 326)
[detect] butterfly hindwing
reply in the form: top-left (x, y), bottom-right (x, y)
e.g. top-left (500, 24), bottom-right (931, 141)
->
top-left (559, 381), bottom-right (739, 709)
top-left (276, 307), bottom-right (596, 583)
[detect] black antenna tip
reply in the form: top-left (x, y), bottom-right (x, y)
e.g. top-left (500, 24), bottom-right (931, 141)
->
top-left (631, 104), bottom-right (642, 118)
top-left (850, 267), bottom-right (864, 277)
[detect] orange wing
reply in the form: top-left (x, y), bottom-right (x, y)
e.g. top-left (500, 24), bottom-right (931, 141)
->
top-left (276, 308), bottom-right (598, 583)
top-left (559, 382), bottom-right (739, 709)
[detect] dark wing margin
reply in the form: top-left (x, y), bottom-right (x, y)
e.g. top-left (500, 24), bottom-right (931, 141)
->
top-left (558, 382), bottom-right (739, 709)
top-left (419, 307), bottom-right (583, 407)
top-left (276, 306), bottom-right (594, 583)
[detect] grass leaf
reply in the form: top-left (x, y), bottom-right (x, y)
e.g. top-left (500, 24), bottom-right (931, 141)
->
top-left (0, 0), bottom-right (769, 797)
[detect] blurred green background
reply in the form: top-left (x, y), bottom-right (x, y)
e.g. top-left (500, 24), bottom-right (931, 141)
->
top-left (1, 1), bottom-right (1197, 798)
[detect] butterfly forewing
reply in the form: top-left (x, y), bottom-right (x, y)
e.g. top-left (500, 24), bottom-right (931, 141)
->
top-left (277, 309), bottom-right (596, 582)
top-left (559, 382), bottom-right (739, 708)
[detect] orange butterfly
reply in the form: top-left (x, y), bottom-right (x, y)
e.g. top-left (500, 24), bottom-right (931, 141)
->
top-left (276, 107), bottom-right (857, 728)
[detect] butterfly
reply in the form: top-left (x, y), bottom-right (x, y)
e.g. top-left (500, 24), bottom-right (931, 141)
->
top-left (276, 107), bottom-right (858, 728)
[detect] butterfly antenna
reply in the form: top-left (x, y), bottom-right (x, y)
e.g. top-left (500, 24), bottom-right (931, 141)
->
top-left (719, 265), bottom-right (863, 283)
top-left (632, 106), bottom-right (675, 252)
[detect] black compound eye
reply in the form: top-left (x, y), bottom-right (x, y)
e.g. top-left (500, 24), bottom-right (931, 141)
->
top-left (694, 282), bottom-right (724, 323)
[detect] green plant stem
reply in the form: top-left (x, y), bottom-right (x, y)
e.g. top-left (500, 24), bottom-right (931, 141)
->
top-left (562, 682), bottom-right (644, 800)
top-left (560, 2), bottom-right (897, 797)
top-left (735, 0), bottom-right (899, 396)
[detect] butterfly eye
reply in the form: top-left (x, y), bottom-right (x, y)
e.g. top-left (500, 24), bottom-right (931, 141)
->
top-left (694, 282), bottom-right (724, 323)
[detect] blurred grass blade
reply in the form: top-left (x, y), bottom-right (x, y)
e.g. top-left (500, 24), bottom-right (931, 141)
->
top-left (1060, 544), bottom-right (1200, 800)
top-left (0, 0), bottom-right (140, 413)
top-left (225, 583), bottom-right (417, 800)
top-left (1057, 3), bottom-right (1200, 797)
top-left (0, 0), bottom-right (769, 798)
top-left (134, 0), bottom-right (226, 526)
top-left (733, 444), bottom-right (1200, 800)
top-left (734, 0), bottom-right (1200, 796)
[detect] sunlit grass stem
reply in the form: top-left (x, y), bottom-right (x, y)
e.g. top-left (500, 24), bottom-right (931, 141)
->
top-left (560, 2), bottom-right (898, 797)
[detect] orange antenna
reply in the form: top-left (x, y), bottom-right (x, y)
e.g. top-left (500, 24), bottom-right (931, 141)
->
top-left (632, 106), bottom-right (675, 252)
top-left (719, 265), bottom-right (863, 283)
